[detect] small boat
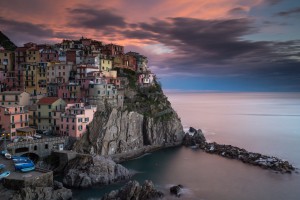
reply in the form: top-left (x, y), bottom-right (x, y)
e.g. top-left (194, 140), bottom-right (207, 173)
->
top-left (0, 171), bottom-right (10, 179)
top-left (12, 157), bottom-right (30, 163)
top-left (15, 161), bottom-right (34, 171)
top-left (5, 153), bottom-right (11, 159)
top-left (0, 164), bottom-right (5, 170)
top-left (20, 166), bottom-right (35, 172)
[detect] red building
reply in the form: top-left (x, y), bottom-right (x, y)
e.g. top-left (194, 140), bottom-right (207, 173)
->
top-left (102, 44), bottom-right (124, 56)
top-left (41, 48), bottom-right (59, 62)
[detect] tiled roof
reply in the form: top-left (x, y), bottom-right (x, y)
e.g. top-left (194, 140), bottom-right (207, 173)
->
top-left (37, 97), bottom-right (60, 105)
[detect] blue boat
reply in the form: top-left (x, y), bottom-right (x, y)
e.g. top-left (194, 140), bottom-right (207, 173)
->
top-left (0, 171), bottom-right (10, 180)
top-left (20, 166), bottom-right (35, 172)
top-left (15, 161), bottom-right (34, 171)
top-left (13, 157), bottom-right (30, 163)
top-left (0, 164), bottom-right (5, 170)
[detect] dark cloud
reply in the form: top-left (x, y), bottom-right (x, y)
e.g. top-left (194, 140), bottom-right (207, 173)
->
top-left (0, 17), bottom-right (53, 37)
top-left (228, 7), bottom-right (247, 15)
top-left (0, 17), bottom-right (56, 45)
top-left (116, 17), bottom-right (300, 91)
top-left (265, 0), bottom-right (283, 5)
top-left (67, 7), bottom-right (127, 29)
top-left (276, 7), bottom-right (300, 16)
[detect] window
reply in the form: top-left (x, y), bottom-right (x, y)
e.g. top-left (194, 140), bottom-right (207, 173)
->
top-left (38, 105), bottom-right (41, 109)
top-left (78, 118), bottom-right (82, 122)
top-left (45, 144), bottom-right (48, 149)
top-left (85, 117), bottom-right (89, 122)
top-left (61, 124), bottom-right (63, 128)
top-left (48, 105), bottom-right (51, 109)
top-left (34, 146), bottom-right (37, 151)
top-left (49, 119), bottom-right (51, 123)
top-left (12, 124), bottom-right (15, 128)
top-left (48, 112), bottom-right (51, 117)
top-left (78, 125), bottom-right (82, 131)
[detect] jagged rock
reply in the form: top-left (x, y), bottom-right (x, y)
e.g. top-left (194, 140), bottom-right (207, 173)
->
top-left (101, 180), bottom-right (164, 200)
top-left (63, 155), bottom-right (131, 188)
top-left (182, 127), bottom-right (206, 147)
top-left (9, 186), bottom-right (72, 200)
top-left (53, 181), bottom-right (63, 190)
top-left (170, 184), bottom-right (183, 197)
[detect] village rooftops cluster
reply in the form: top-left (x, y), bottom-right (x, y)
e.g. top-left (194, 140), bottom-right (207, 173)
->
top-left (0, 37), bottom-right (155, 139)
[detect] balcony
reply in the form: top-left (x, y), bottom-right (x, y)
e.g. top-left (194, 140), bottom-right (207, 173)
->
top-left (11, 119), bottom-right (29, 124)
top-left (5, 110), bottom-right (28, 115)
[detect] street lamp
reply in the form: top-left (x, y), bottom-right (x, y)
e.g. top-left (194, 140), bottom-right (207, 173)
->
top-left (1, 128), bottom-right (9, 152)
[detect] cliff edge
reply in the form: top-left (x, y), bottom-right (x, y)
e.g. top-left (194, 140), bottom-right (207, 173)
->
top-left (73, 69), bottom-right (184, 157)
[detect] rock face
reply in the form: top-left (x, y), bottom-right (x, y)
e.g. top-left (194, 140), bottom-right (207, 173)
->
top-left (73, 90), bottom-right (184, 156)
top-left (170, 184), bottom-right (183, 197)
top-left (9, 182), bottom-right (72, 200)
top-left (101, 180), bottom-right (164, 200)
top-left (182, 127), bottom-right (206, 147)
top-left (63, 155), bottom-right (131, 188)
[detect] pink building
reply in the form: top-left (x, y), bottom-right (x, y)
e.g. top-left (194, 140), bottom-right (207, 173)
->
top-left (58, 82), bottom-right (84, 102)
top-left (56, 103), bottom-right (97, 138)
top-left (0, 105), bottom-right (30, 140)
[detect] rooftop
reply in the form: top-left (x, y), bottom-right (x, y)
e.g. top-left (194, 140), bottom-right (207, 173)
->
top-left (37, 97), bottom-right (60, 105)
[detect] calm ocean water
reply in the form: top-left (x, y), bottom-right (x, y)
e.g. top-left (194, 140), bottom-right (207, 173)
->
top-left (73, 92), bottom-right (300, 200)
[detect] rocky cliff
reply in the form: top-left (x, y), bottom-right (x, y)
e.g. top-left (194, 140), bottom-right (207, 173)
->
top-left (73, 70), bottom-right (184, 157)
top-left (63, 155), bottom-right (131, 188)
top-left (101, 180), bottom-right (164, 200)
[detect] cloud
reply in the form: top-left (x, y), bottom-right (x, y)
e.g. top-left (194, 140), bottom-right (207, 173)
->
top-left (0, 17), bottom-right (53, 37)
top-left (113, 17), bottom-right (300, 87)
top-left (276, 7), bottom-right (300, 17)
top-left (228, 7), bottom-right (248, 15)
top-left (67, 7), bottom-right (127, 29)
top-left (265, 0), bottom-right (282, 5)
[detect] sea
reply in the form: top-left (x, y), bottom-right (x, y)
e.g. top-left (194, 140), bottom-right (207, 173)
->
top-left (73, 92), bottom-right (300, 200)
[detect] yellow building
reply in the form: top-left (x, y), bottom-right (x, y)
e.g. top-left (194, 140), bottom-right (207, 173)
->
top-left (99, 55), bottom-right (112, 72)
top-left (36, 97), bottom-right (66, 131)
top-left (0, 49), bottom-right (14, 72)
top-left (26, 47), bottom-right (40, 63)
top-left (24, 62), bottom-right (47, 95)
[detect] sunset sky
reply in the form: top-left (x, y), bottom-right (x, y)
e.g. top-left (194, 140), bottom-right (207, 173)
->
top-left (1, 0), bottom-right (300, 91)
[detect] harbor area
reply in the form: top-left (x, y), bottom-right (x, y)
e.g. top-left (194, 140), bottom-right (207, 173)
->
top-left (0, 156), bottom-right (53, 190)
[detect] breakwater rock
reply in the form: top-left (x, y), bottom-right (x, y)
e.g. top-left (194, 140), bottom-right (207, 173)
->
top-left (170, 184), bottom-right (183, 197)
top-left (63, 155), bottom-right (131, 188)
top-left (101, 180), bottom-right (164, 200)
top-left (183, 127), bottom-right (296, 173)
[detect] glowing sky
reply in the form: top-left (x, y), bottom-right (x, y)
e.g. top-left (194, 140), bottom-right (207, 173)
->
top-left (1, 0), bottom-right (300, 91)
